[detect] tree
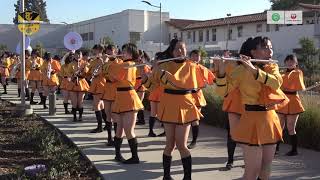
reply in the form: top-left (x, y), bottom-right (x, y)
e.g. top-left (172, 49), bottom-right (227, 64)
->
top-left (34, 41), bottom-right (45, 57)
top-left (270, 0), bottom-right (320, 10)
top-left (100, 36), bottom-right (114, 46)
top-left (0, 44), bottom-right (8, 55)
top-left (13, 0), bottom-right (49, 24)
top-left (296, 37), bottom-right (320, 79)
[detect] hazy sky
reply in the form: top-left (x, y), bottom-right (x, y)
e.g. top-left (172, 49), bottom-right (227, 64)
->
top-left (0, 0), bottom-right (272, 24)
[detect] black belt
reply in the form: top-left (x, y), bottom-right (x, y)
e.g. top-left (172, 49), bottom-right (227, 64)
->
top-left (245, 104), bottom-right (268, 111)
top-left (64, 76), bottom-right (68, 78)
top-left (136, 77), bottom-right (142, 80)
top-left (283, 91), bottom-right (297, 95)
top-left (117, 87), bottom-right (134, 91)
top-left (164, 89), bottom-right (195, 95)
top-left (106, 80), bottom-right (112, 83)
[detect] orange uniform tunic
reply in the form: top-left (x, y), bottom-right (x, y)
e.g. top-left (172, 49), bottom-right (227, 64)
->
top-left (143, 67), bottom-right (164, 102)
top-left (216, 63), bottom-right (285, 146)
top-left (58, 63), bottom-right (72, 90)
top-left (101, 58), bottom-right (122, 102)
top-left (0, 58), bottom-right (11, 77)
top-left (66, 60), bottom-right (90, 92)
top-left (277, 68), bottom-right (305, 115)
top-left (15, 58), bottom-right (32, 79)
top-left (88, 58), bottom-right (107, 95)
top-left (192, 63), bottom-right (216, 108)
top-left (110, 60), bottom-right (144, 113)
top-left (41, 60), bottom-right (61, 86)
top-left (218, 62), bottom-right (244, 114)
top-left (28, 57), bottom-right (44, 81)
top-left (144, 60), bottom-right (204, 124)
top-left (135, 65), bottom-right (151, 92)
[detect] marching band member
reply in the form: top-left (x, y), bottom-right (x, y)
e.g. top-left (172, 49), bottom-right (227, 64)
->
top-left (58, 53), bottom-right (72, 114)
top-left (215, 36), bottom-right (286, 180)
top-left (88, 44), bottom-right (109, 133)
top-left (135, 50), bottom-right (151, 125)
top-left (29, 50), bottom-right (44, 104)
top-left (109, 43), bottom-right (144, 164)
top-left (144, 52), bottom-right (164, 137)
top-left (101, 44), bottom-right (121, 146)
top-left (41, 52), bottom-right (61, 109)
top-left (66, 50), bottom-right (89, 122)
top-left (276, 54), bottom-right (305, 156)
top-left (142, 39), bottom-right (211, 180)
top-left (0, 51), bottom-right (12, 94)
top-left (15, 50), bottom-right (31, 98)
top-left (219, 50), bottom-right (243, 170)
top-left (188, 50), bottom-right (215, 149)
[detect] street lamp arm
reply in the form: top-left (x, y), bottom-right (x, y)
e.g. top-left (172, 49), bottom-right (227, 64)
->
top-left (141, 1), bottom-right (160, 8)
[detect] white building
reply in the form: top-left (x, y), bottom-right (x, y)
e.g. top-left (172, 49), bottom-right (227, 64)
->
top-left (166, 10), bottom-right (320, 63)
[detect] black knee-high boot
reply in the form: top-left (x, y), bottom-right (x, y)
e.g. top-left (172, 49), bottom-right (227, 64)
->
top-left (72, 108), bottom-right (77, 122)
top-left (91, 111), bottom-right (103, 133)
top-left (18, 88), bottom-right (21, 97)
top-left (42, 96), bottom-right (47, 109)
top-left (78, 107), bottom-right (83, 121)
top-left (105, 121), bottom-right (114, 146)
top-left (182, 156), bottom-right (192, 180)
top-left (188, 125), bottom-right (199, 149)
top-left (226, 128), bottom-right (236, 169)
top-left (38, 92), bottom-right (44, 105)
top-left (63, 103), bottom-right (70, 114)
top-left (114, 137), bottom-right (125, 162)
top-left (148, 117), bottom-right (157, 137)
top-left (163, 154), bottom-right (173, 180)
top-left (2, 85), bottom-right (7, 94)
top-left (136, 110), bottom-right (145, 125)
top-left (123, 138), bottom-right (139, 164)
top-left (113, 123), bottom-right (117, 135)
top-left (286, 134), bottom-right (298, 156)
top-left (25, 88), bottom-right (30, 98)
top-left (30, 92), bottom-right (37, 104)
top-left (101, 110), bottom-right (108, 129)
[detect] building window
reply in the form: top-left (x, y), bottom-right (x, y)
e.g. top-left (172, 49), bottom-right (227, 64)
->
top-left (129, 32), bottom-right (141, 44)
top-left (206, 30), bottom-right (210, 42)
top-left (256, 24), bottom-right (262, 33)
top-left (212, 29), bottom-right (216, 41)
top-left (187, 32), bottom-right (191, 39)
top-left (81, 33), bottom-right (89, 41)
top-left (275, 24), bottom-right (279, 31)
top-left (228, 29), bottom-right (232, 40)
top-left (199, 30), bottom-right (203, 42)
top-left (237, 26), bottom-right (243, 37)
top-left (180, 32), bottom-right (183, 41)
top-left (89, 32), bottom-right (94, 40)
top-left (266, 24), bottom-right (270, 32)
top-left (173, 33), bottom-right (178, 39)
top-left (193, 31), bottom-right (196, 43)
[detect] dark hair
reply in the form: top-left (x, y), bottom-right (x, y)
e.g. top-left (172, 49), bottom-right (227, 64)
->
top-left (92, 44), bottom-right (104, 51)
top-left (143, 51), bottom-right (150, 62)
top-left (239, 36), bottom-right (270, 58)
top-left (82, 50), bottom-right (89, 57)
top-left (31, 50), bottom-right (40, 56)
top-left (25, 50), bottom-right (31, 56)
top-left (53, 55), bottom-right (61, 61)
top-left (122, 43), bottom-right (139, 60)
top-left (284, 54), bottom-right (298, 63)
top-left (190, 49), bottom-right (200, 57)
top-left (162, 39), bottom-right (184, 59)
top-left (75, 50), bottom-right (82, 55)
top-left (106, 44), bottom-right (116, 51)
top-left (43, 52), bottom-right (51, 60)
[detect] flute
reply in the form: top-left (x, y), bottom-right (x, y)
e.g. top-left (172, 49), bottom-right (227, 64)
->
top-left (124, 56), bottom-right (187, 69)
top-left (209, 56), bottom-right (278, 63)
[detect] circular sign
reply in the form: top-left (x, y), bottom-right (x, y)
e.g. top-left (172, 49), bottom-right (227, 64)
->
top-left (272, 13), bottom-right (281, 22)
top-left (17, 11), bottom-right (41, 36)
top-left (64, 32), bottom-right (83, 51)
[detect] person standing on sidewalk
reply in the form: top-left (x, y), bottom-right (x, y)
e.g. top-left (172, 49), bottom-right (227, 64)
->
top-left (110, 43), bottom-right (144, 164)
top-left (28, 50), bottom-right (44, 104)
top-left (276, 54), bottom-right (305, 156)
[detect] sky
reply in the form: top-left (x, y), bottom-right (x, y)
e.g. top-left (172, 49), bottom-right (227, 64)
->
top-left (0, 0), bottom-right (272, 24)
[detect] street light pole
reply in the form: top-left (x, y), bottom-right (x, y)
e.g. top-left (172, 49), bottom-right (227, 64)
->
top-left (141, 1), bottom-right (162, 52)
top-left (226, 13), bottom-right (231, 50)
top-left (20, 0), bottom-right (26, 105)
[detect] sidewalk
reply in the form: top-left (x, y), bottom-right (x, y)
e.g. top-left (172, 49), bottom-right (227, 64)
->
top-left (1, 84), bottom-right (320, 180)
